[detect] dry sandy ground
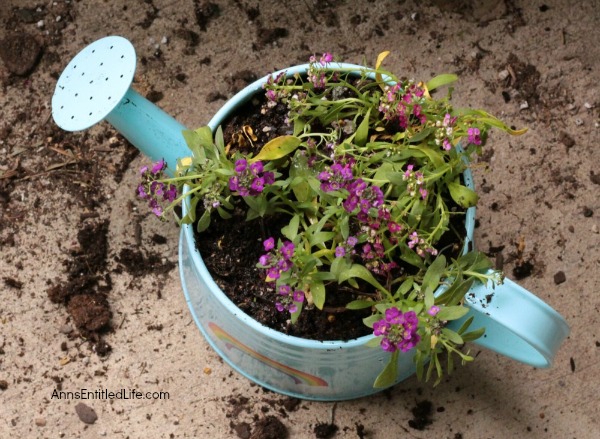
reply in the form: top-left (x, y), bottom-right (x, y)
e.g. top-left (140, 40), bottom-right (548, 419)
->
top-left (1, 0), bottom-right (599, 438)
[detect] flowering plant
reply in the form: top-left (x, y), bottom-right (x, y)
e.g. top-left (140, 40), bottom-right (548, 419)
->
top-left (138, 52), bottom-right (524, 387)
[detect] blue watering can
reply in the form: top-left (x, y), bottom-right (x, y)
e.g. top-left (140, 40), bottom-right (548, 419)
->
top-left (52, 36), bottom-right (569, 401)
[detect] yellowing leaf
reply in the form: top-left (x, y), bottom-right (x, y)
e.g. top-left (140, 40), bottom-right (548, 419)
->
top-left (375, 51), bottom-right (391, 89)
top-left (250, 136), bottom-right (302, 162)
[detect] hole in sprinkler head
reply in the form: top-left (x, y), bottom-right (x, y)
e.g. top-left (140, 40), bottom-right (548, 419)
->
top-left (108, 96), bottom-right (111, 100)
top-left (89, 80), bottom-right (93, 84)
top-left (92, 49), bottom-right (95, 53)
top-left (75, 93), bottom-right (78, 97)
top-left (89, 112), bottom-right (92, 116)
top-left (110, 45), bottom-right (114, 49)
top-left (89, 96), bottom-right (93, 100)
top-left (73, 65), bottom-right (77, 69)
top-left (121, 55), bottom-right (124, 59)
top-left (71, 116), bottom-right (74, 119)
top-left (81, 72), bottom-right (85, 76)
top-left (60, 105), bottom-right (64, 109)
top-left (100, 62), bottom-right (104, 66)
top-left (105, 77), bottom-right (109, 81)
top-left (120, 74), bottom-right (123, 78)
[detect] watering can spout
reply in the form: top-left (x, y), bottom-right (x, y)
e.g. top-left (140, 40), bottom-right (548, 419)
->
top-left (51, 35), bottom-right (189, 176)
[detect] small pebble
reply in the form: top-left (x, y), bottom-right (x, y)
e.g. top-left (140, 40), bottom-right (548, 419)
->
top-left (575, 118), bottom-right (583, 126)
top-left (37, 20), bottom-right (44, 28)
top-left (553, 271), bottom-right (566, 285)
top-left (592, 224), bottom-right (598, 234)
top-left (59, 325), bottom-right (73, 334)
top-left (519, 101), bottom-right (529, 110)
top-left (75, 402), bottom-right (98, 425)
top-left (161, 36), bottom-right (168, 44)
top-left (35, 418), bottom-right (46, 427)
top-left (584, 102), bottom-right (593, 109)
top-left (498, 70), bottom-right (510, 80)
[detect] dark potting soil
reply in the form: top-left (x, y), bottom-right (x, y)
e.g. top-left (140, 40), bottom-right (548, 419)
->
top-left (194, 89), bottom-right (466, 342)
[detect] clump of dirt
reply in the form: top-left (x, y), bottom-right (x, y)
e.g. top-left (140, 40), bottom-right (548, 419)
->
top-left (313, 421), bottom-right (339, 438)
top-left (46, 220), bottom-right (113, 354)
top-left (115, 247), bottom-right (176, 277)
top-left (249, 415), bottom-right (288, 439)
top-left (408, 400), bottom-right (434, 430)
top-left (0, 33), bottom-right (42, 76)
top-left (501, 53), bottom-right (541, 106)
top-left (226, 393), bottom-right (296, 439)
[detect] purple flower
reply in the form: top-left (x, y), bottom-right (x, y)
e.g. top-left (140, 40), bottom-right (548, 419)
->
top-left (250, 177), bottom-right (264, 194)
top-left (347, 236), bottom-right (358, 247)
top-left (149, 199), bottom-right (163, 217)
top-left (427, 305), bottom-right (440, 317)
top-left (335, 246), bottom-right (346, 258)
top-left (320, 52), bottom-right (333, 64)
top-left (292, 290), bottom-right (305, 302)
top-left (373, 308), bottom-right (420, 353)
top-left (151, 159), bottom-right (166, 174)
top-left (267, 266), bottom-right (280, 280)
top-left (443, 139), bottom-right (452, 151)
top-left (164, 184), bottom-right (177, 202)
top-left (138, 184), bottom-right (148, 199)
top-left (259, 254), bottom-right (270, 266)
top-left (140, 165), bottom-right (149, 175)
top-left (388, 221), bottom-right (402, 233)
top-left (235, 159), bottom-right (248, 173)
top-left (249, 161), bottom-right (264, 175)
top-left (280, 241), bottom-right (295, 260)
top-left (263, 237), bottom-right (275, 251)
top-left (279, 285), bottom-right (291, 296)
top-left (263, 171), bottom-right (275, 185)
top-left (229, 176), bottom-right (239, 192)
top-left (468, 127), bottom-right (482, 145)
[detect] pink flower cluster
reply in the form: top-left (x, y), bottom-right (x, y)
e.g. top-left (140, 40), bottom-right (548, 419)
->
top-left (229, 159), bottom-right (274, 196)
top-left (407, 231), bottom-right (438, 257)
top-left (378, 83), bottom-right (427, 129)
top-left (138, 159), bottom-right (177, 217)
top-left (258, 237), bottom-right (295, 281)
top-left (275, 285), bottom-right (305, 313)
top-left (402, 164), bottom-right (428, 200)
top-left (373, 307), bottom-right (421, 353)
top-left (308, 52), bottom-right (334, 89)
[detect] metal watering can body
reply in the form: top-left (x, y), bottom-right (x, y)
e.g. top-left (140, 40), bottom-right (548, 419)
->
top-left (52, 36), bottom-right (570, 401)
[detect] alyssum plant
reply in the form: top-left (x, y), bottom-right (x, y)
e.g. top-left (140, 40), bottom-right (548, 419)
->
top-left (138, 52), bottom-right (525, 387)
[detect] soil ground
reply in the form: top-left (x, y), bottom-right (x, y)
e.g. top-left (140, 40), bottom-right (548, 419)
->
top-left (1, 1), bottom-right (599, 438)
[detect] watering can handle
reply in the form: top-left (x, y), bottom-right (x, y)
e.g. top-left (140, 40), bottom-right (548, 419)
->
top-left (450, 276), bottom-right (570, 367)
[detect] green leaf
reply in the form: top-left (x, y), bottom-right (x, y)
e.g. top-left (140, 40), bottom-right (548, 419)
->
top-left (407, 127), bottom-right (433, 144)
top-left (435, 277), bottom-right (474, 306)
top-left (346, 299), bottom-right (375, 310)
top-left (394, 277), bottom-right (414, 299)
top-left (441, 328), bottom-right (464, 345)
top-left (426, 74), bottom-right (458, 92)
top-left (461, 327), bottom-right (486, 342)
top-left (250, 136), bottom-right (302, 162)
top-left (310, 280), bottom-right (326, 310)
top-left (196, 209), bottom-right (211, 233)
top-left (330, 256), bottom-right (351, 280)
top-left (456, 315), bottom-right (475, 335)
top-left (448, 179), bottom-right (479, 208)
top-left (436, 305), bottom-right (470, 321)
top-left (281, 215), bottom-right (300, 241)
top-left (422, 255), bottom-right (446, 296)
top-left (374, 351), bottom-right (399, 388)
top-left (339, 264), bottom-right (387, 293)
top-left (354, 108), bottom-right (371, 147)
